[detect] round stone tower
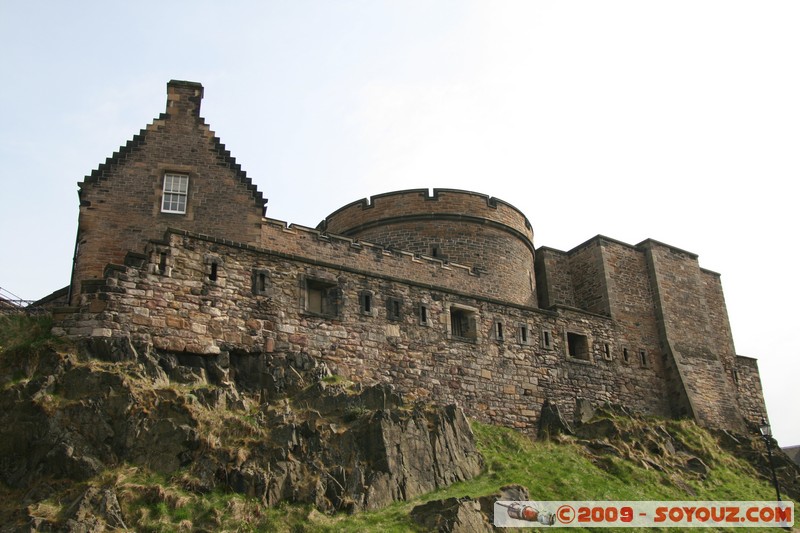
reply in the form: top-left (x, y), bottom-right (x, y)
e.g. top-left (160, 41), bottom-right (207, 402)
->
top-left (318, 188), bottom-right (537, 306)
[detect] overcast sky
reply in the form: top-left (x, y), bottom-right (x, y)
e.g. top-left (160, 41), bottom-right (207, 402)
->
top-left (1, 1), bottom-right (798, 445)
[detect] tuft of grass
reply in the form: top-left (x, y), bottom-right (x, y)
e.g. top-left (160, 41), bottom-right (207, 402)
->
top-left (0, 314), bottom-right (56, 355)
top-left (321, 374), bottom-right (349, 385)
top-left (0, 314), bottom-right (69, 389)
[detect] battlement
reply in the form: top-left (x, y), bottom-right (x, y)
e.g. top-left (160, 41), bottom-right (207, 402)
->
top-left (319, 188), bottom-right (533, 244)
top-left (317, 189), bottom-right (537, 306)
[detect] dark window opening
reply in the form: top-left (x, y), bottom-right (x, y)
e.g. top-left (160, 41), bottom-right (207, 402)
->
top-left (252, 270), bottom-right (269, 295)
top-left (306, 279), bottom-right (340, 317)
top-left (386, 297), bottom-right (402, 321)
top-left (431, 244), bottom-right (442, 258)
top-left (623, 348), bottom-right (630, 363)
top-left (639, 349), bottom-right (648, 367)
top-left (603, 343), bottom-right (612, 360)
top-left (419, 304), bottom-right (429, 325)
top-left (359, 291), bottom-right (373, 315)
top-left (733, 369), bottom-right (739, 384)
top-left (519, 325), bottom-right (529, 344)
top-left (158, 252), bottom-right (167, 274)
top-left (567, 332), bottom-right (590, 361)
top-left (209, 262), bottom-right (218, 282)
top-left (450, 307), bottom-right (476, 340)
top-left (542, 329), bottom-right (553, 350)
top-left (495, 321), bottom-right (504, 341)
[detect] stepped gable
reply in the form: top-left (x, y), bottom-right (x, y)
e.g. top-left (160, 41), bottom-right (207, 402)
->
top-left (78, 80), bottom-right (266, 214)
top-left (70, 80), bottom-right (268, 305)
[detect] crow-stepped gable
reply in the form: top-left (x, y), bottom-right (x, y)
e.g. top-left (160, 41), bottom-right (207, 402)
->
top-left (53, 80), bottom-right (768, 436)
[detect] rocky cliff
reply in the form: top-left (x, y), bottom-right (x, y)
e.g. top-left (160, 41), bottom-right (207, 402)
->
top-left (0, 328), bottom-right (482, 531)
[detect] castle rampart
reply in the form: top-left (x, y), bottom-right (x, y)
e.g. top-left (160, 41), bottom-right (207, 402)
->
top-left (56, 229), bottom-right (675, 431)
top-left (318, 189), bottom-right (536, 306)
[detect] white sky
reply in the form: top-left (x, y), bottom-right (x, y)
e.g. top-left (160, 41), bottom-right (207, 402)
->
top-left (1, 1), bottom-right (798, 445)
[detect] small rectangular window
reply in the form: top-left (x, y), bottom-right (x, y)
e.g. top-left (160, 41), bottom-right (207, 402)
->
top-left (305, 278), bottom-right (340, 317)
top-left (209, 262), bottom-right (218, 282)
top-left (542, 328), bottom-right (553, 350)
top-left (419, 304), bottom-right (429, 326)
top-left (603, 343), bottom-right (612, 361)
top-left (518, 324), bottom-right (529, 344)
top-left (623, 347), bottom-right (630, 363)
top-left (449, 305), bottom-right (477, 340)
top-left (158, 252), bottom-right (167, 274)
top-left (252, 269), bottom-right (270, 295)
top-left (359, 291), bottom-right (374, 316)
top-left (386, 297), bottom-right (402, 321)
top-left (161, 173), bottom-right (188, 214)
top-left (639, 349), bottom-right (648, 367)
top-left (495, 321), bottom-right (504, 342)
top-left (566, 332), bottom-right (590, 361)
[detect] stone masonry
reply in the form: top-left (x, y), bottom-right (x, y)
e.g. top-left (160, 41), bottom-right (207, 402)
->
top-left (54, 80), bottom-right (768, 435)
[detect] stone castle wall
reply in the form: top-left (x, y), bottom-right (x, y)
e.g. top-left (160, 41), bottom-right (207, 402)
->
top-left (56, 229), bottom-right (676, 431)
top-left (643, 241), bottom-right (746, 432)
top-left (733, 356), bottom-right (768, 425)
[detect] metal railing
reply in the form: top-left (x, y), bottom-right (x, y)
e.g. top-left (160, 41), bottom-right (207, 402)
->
top-left (0, 287), bottom-right (44, 315)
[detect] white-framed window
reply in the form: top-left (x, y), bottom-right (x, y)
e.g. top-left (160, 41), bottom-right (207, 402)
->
top-left (161, 173), bottom-right (189, 213)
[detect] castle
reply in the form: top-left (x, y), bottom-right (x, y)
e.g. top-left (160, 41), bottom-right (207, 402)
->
top-left (53, 80), bottom-right (767, 434)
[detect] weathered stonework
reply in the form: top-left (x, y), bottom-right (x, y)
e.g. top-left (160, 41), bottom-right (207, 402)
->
top-left (54, 80), bottom-right (769, 435)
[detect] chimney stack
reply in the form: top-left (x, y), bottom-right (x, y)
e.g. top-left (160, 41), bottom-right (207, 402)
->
top-left (166, 80), bottom-right (204, 117)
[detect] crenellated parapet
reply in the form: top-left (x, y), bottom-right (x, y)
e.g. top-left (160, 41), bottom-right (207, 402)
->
top-left (318, 189), bottom-right (536, 306)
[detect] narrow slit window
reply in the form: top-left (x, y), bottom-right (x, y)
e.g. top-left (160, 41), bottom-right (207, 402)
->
top-left (639, 349), bottom-right (648, 367)
top-left (359, 291), bottom-right (374, 316)
top-left (542, 329), bottom-right (553, 350)
top-left (623, 348), bottom-right (630, 363)
top-left (161, 173), bottom-right (188, 214)
top-left (209, 262), bottom-right (218, 282)
top-left (603, 343), bottom-right (612, 360)
top-left (158, 252), bottom-right (167, 274)
top-left (495, 321), bottom-right (504, 341)
top-left (419, 304), bottom-right (429, 326)
top-left (519, 324), bottom-right (529, 344)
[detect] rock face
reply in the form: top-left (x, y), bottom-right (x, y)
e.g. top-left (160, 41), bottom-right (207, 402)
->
top-left (0, 340), bottom-right (483, 529)
top-left (410, 497), bottom-right (493, 533)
